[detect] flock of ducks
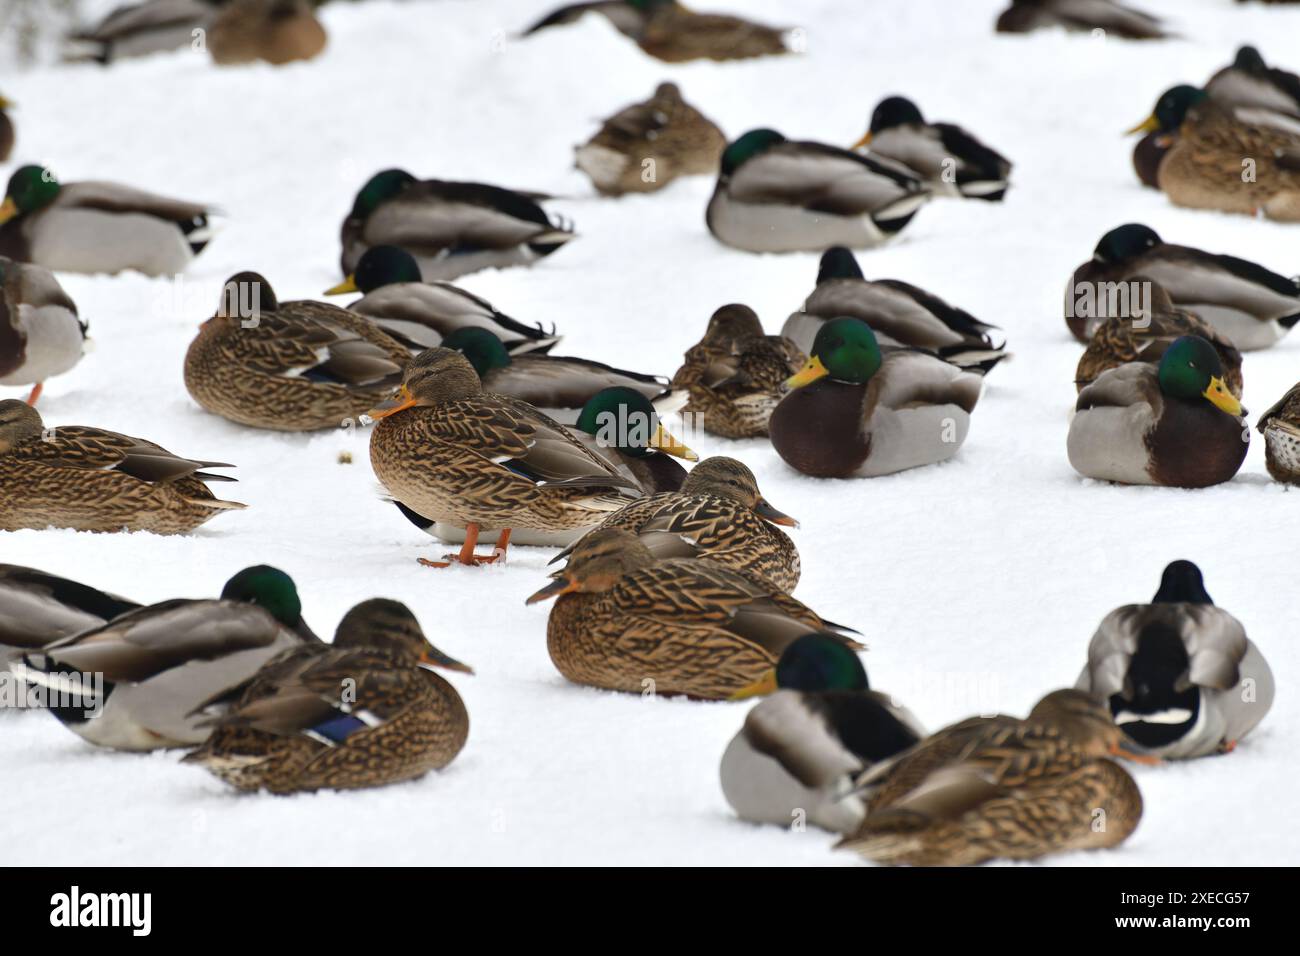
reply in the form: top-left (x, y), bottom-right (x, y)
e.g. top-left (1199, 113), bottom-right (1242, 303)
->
top-left (0, 1), bottom-right (1295, 865)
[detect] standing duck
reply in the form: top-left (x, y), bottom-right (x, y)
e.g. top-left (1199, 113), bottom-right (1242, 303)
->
top-left (994, 0), bottom-right (1168, 39)
top-left (770, 317), bottom-right (983, 479)
top-left (1067, 335), bottom-right (1248, 488)
top-left (0, 565), bottom-right (139, 671)
top-left (0, 93), bottom-right (14, 162)
top-left (208, 0), bottom-right (326, 66)
top-left (340, 169), bottom-right (575, 282)
top-left (184, 598), bottom-right (471, 793)
top-left (1256, 382), bottom-right (1300, 483)
top-left (1076, 561), bottom-right (1274, 759)
top-left (706, 130), bottom-right (930, 254)
top-left (0, 257), bottom-right (87, 406)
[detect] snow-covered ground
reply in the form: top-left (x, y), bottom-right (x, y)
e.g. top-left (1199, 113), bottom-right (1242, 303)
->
top-left (2, 0), bottom-right (1298, 865)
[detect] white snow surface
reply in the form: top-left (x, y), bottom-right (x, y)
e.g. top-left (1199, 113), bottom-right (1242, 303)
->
top-left (2, 0), bottom-right (1299, 866)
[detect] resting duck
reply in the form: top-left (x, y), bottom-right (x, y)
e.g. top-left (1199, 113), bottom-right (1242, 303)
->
top-left (63, 0), bottom-right (221, 64)
top-left (208, 0), bottom-right (326, 66)
top-left (0, 93), bottom-right (14, 162)
top-left (1257, 382), bottom-right (1300, 484)
top-left (1076, 561), bottom-right (1274, 759)
top-left (769, 317), bottom-right (983, 478)
top-left (0, 565), bottom-right (139, 671)
top-left (706, 129), bottom-right (930, 254)
top-left (995, 0), bottom-right (1169, 39)
top-left (0, 257), bottom-right (87, 406)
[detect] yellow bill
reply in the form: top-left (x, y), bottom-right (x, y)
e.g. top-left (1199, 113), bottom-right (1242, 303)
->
top-left (1126, 114), bottom-right (1160, 135)
top-left (728, 668), bottom-right (778, 701)
top-left (785, 354), bottom-right (830, 389)
top-left (651, 423), bottom-right (698, 461)
top-left (324, 275), bottom-right (359, 296)
top-left (1203, 376), bottom-right (1242, 416)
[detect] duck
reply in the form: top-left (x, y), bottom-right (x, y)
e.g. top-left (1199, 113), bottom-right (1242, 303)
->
top-left (1076, 561), bottom-right (1274, 759)
top-left (836, 690), bottom-right (1147, 866)
top-left (576, 82), bottom-right (726, 196)
top-left (770, 317), bottom-right (983, 479)
top-left (706, 129), bottom-right (930, 254)
top-left (208, 0), bottom-right (326, 66)
top-left (784, 247), bottom-right (1006, 371)
top-left (183, 598), bottom-right (471, 793)
top-left (366, 348), bottom-right (640, 567)
top-left (1067, 335), bottom-right (1247, 488)
top-left (1204, 46), bottom-right (1300, 124)
top-left (1074, 276), bottom-right (1243, 397)
top-left (1257, 382), bottom-right (1300, 483)
top-left (0, 165), bottom-right (213, 277)
top-left (0, 399), bottom-right (244, 534)
top-left (184, 272), bottom-right (409, 432)
top-left (323, 245), bottom-right (560, 356)
top-left (0, 257), bottom-right (88, 406)
top-left (0, 93), bottom-right (14, 162)
top-left (7, 566), bottom-right (319, 750)
top-left (1066, 223), bottom-right (1300, 350)
top-left (994, 0), bottom-right (1168, 39)
top-left (0, 565), bottom-right (140, 671)
top-left (340, 168), bottom-right (575, 282)
top-left (851, 96), bottom-right (1013, 201)
top-left (526, 528), bottom-right (861, 701)
top-left (719, 634), bottom-right (925, 834)
top-left (62, 0), bottom-right (221, 64)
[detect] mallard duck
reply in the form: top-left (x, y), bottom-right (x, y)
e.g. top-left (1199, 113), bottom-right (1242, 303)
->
top-left (63, 0), bottom-right (220, 64)
top-left (367, 348), bottom-right (639, 566)
top-left (770, 317), bottom-right (982, 479)
top-left (719, 634), bottom-right (924, 834)
top-left (1068, 335), bottom-right (1247, 488)
top-left (0, 165), bottom-right (213, 277)
top-left (340, 169), bottom-right (575, 282)
top-left (837, 690), bottom-right (1147, 866)
top-left (0, 400), bottom-right (244, 533)
top-left (185, 272), bottom-right (408, 432)
top-left (1, 257), bottom-right (87, 406)
top-left (706, 130), bottom-right (930, 254)
top-left (184, 598), bottom-right (470, 793)
top-left (323, 245), bottom-right (560, 356)
top-left (1066, 223), bottom-right (1300, 350)
top-left (671, 304), bottom-right (804, 439)
top-left (526, 528), bottom-right (860, 700)
top-left (1075, 277), bottom-right (1243, 397)
top-left (0, 565), bottom-right (139, 670)
top-left (851, 96), bottom-right (1013, 201)
top-left (995, 0), bottom-right (1168, 38)
top-left (1257, 382), bottom-right (1300, 483)
top-left (784, 247), bottom-right (1006, 371)
top-left (558, 456), bottom-right (799, 591)
top-left (1205, 46), bottom-right (1300, 123)
top-left (208, 0), bottom-right (326, 66)
top-left (8, 566), bottom-right (318, 750)
top-left (0, 93), bottom-right (14, 162)
top-left (576, 82), bottom-right (726, 196)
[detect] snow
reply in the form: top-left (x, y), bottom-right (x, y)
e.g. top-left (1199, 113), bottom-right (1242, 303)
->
top-left (2, 0), bottom-right (1299, 865)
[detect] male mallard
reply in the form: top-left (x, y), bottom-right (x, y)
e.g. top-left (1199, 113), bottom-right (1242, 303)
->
top-left (1204, 46), bottom-right (1300, 123)
top-left (0, 93), bottom-right (14, 162)
top-left (671, 304), bottom-right (804, 439)
top-left (324, 245), bottom-right (560, 356)
top-left (851, 96), bottom-right (1013, 201)
top-left (719, 634), bottom-right (924, 834)
top-left (1066, 223), bottom-right (1300, 350)
top-left (0, 400), bottom-right (244, 533)
top-left (0, 257), bottom-right (87, 406)
top-left (706, 130), bottom-right (930, 254)
top-left (63, 0), bottom-right (220, 64)
top-left (208, 0), bottom-right (326, 66)
top-left (526, 528), bottom-right (860, 700)
top-left (784, 247), bottom-right (1006, 371)
top-left (367, 348), bottom-right (639, 566)
top-left (576, 82), bottom-right (726, 196)
top-left (995, 0), bottom-right (1168, 38)
top-left (8, 566), bottom-right (318, 750)
top-left (0, 565), bottom-right (139, 671)
top-left (340, 169), bottom-right (575, 282)
top-left (1257, 382), bottom-right (1300, 483)
top-left (0, 165), bottom-right (213, 277)
top-left (837, 690), bottom-right (1147, 866)
top-left (1067, 335), bottom-right (1247, 488)
top-left (184, 598), bottom-right (470, 793)
top-left (770, 317), bottom-right (982, 478)
top-left (184, 272), bottom-right (408, 432)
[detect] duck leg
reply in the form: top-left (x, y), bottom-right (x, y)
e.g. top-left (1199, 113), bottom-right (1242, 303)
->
top-left (418, 524), bottom-right (511, 568)
top-left (24, 382), bottom-right (42, 406)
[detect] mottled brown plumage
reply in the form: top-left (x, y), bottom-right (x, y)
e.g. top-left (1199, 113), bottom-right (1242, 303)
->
top-left (0, 96), bottom-right (14, 163)
top-left (1257, 382), bottom-right (1300, 483)
top-left (637, 3), bottom-right (790, 62)
top-left (208, 0), bottom-right (326, 66)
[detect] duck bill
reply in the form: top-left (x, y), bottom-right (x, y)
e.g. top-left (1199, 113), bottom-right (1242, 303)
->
top-left (0, 197), bottom-right (18, 225)
top-left (729, 668), bottom-right (778, 701)
top-left (785, 355), bottom-right (829, 389)
top-left (753, 497), bottom-right (798, 528)
top-left (419, 648), bottom-right (474, 675)
top-left (851, 131), bottom-right (872, 150)
top-left (525, 576), bottom-right (578, 605)
top-left (1203, 377), bottom-right (1242, 416)
top-left (1126, 114), bottom-right (1160, 135)
top-left (1110, 742), bottom-right (1162, 766)
top-left (651, 423), bottom-right (699, 461)
top-left (324, 275), bottom-right (359, 296)
top-left (366, 385), bottom-right (416, 419)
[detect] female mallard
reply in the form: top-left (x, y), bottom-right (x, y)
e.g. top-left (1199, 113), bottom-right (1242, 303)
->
top-left (1075, 277), bottom-right (1243, 396)
top-left (184, 272), bottom-right (409, 432)
top-left (324, 245), bottom-right (560, 355)
top-left (0, 565), bottom-right (139, 671)
top-left (340, 168), bottom-right (575, 282)
top-left (1066, 223), bottom-right (1300, 349)
top-left (784, 247), bottom-right (1006, 371)
top-left (0, 165), bottom-right (213, 277)
top-left (0, 399), bottom-right (244, 534)
top-left (837, 690), bottom-right (1147, 866)
top-left (63, 0), bottom-right (219, 63)
top-left (706, 129), bottom-right (930, 254)
top-left (719, 634), bottom-right (924, 834)
top-left (8, 566), bottom-right (318, 750)
top-left (576, 82), bottom-right (726, 196)
top-left (184, 598), bottom-right (470, 793)
top-left (526, 528), bottom-right (860, 701)
top-left (367, 348), bottom-right (639, 566)
top-left (671, 304), bottom-right (804, 439)
top-left (1, 257), bottom-right (87, 406)
top-left (559, 456), bottom-right (799, 591)
top-left (0, 93), bottom-right (14, 162)
top-left (1257, 381), bottom-right (1300, 483)
top-left (851, 96), bottom-right (1012, 201)
top-left (208, 0), bottom-right (326, 66)
top-left (769, 317), bottom-right (982, 478)
top-left (994, 0), bottom-right (1168, 38)
top-left (1067, 335), bottom-right (1247, 488)
top-left (1076, 560), bottom-right (1273, 759)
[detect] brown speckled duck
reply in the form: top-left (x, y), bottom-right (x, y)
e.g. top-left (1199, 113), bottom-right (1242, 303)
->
top-left (1257, 382), bottom-right (1300, 483)
top-left (208, 0), bottom-right (326, 66)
